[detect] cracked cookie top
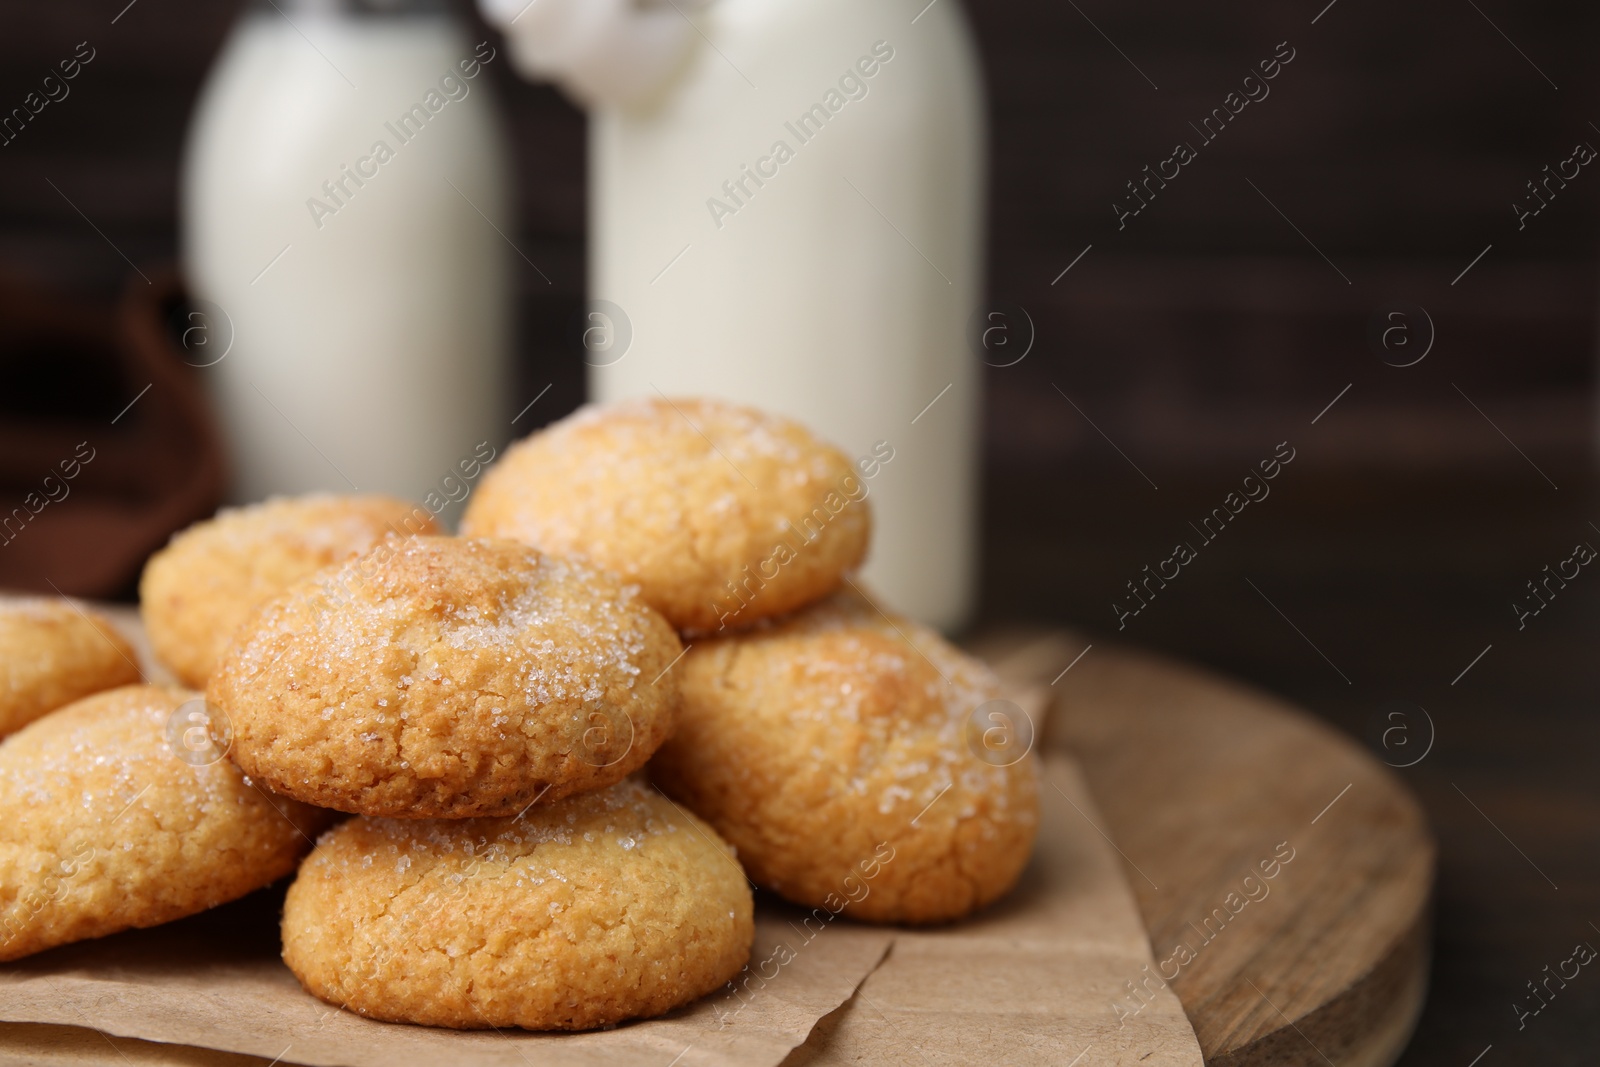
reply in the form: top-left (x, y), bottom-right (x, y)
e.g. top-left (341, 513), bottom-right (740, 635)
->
top-left (651, 589), bottom-right (1040, 924)
top-left (208, 536), bottom-right (682, 819)
top-left (460, 396), bottom-right (871, 633)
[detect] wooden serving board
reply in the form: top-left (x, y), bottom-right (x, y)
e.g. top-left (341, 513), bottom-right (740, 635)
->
top-left (973, 631), bottom-right (1434, 1067)
top-left (0, 612), bottom-right (1432, 1066)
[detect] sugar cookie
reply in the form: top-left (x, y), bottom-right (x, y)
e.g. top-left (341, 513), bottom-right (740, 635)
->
top-left (461, 397), bottom-right (871, 632)
top-left (0, 599), bottom-right (140, 738)
top-left (281, 777), bottom-right (752, 1030)
top-left (0, 684), bottom-right (327, 962)
top-left (140, 493), bottom-right (439, 688)
top-left (209, 536), bottom-right (681, 819)
top-left (651, 590), bottom-right (1039, 924)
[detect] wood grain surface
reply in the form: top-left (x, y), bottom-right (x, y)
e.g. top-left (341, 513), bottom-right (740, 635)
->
top-left (978, 630), bottom-right (1434, 1067)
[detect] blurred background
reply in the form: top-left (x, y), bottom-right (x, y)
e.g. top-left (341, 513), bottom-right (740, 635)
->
top-left (2, 0), bottom-right (1597, 1063)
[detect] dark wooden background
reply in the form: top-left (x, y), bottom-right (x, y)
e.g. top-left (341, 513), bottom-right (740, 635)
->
top-left (3, 0), bottom-right (1598, 467)
top-left (3, 1), bottom-right (1599, 1064)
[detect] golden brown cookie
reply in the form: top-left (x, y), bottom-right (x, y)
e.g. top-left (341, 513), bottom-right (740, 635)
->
top-left (281, 777), bottom-right (753, 1030)
top-left (139, 493), bottom-right (439, 688)
top-left (0, 599), bottom-right (141, 738)
top-left (0, 685), bottom-right (328, 962)
top-left (460, 397), bottom-right (871, 632)
top-left (209, 536), bottom-right (682, 819)
top-left (651, 590), bottom-right (1039, 925)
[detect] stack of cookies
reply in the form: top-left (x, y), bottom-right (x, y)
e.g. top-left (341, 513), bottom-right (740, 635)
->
top-left (461, 398), bottom-right (1041, 927)
top-left (0, 396), bottom-right (1039, 1034)
top-left (0, 497), bottom-right (435, 972)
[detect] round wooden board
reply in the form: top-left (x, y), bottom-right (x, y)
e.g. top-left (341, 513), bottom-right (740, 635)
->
top-left (975, 631), bottom-right (1435, 1067)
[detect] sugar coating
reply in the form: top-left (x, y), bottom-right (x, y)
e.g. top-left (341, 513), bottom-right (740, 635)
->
top-left (651, 589), bottom-right (1040, 924)
top-left (208, 537), bottom-right (682, 819)
top-left (0, 599), bottom-right (141, 738)
top-left (0, 685), bottom-right (330, 962)
top-left (140, 493), bottom-right (439, 688)
top-left (460, 396), bottom-right (870, 632)
top-left (282, 777), bottom-right (753, 1030)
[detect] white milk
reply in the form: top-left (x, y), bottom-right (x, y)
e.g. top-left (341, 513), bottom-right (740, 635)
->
top-left (501, 0), bottom-right (985, 632)
top-left (182, 0), bottom-right (513, 519)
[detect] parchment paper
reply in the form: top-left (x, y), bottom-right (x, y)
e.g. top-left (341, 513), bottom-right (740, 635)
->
top-left (0, 889), bottom-right (893, 1067)
top-left (782, 756), bottom-right (1205, 1066)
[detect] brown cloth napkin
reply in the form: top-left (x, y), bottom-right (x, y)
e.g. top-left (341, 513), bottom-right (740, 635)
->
top-left (0, 267), bottom-right (224, 598)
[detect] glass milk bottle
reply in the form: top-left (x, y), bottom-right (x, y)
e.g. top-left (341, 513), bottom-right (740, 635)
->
top-left (182, 0), bottom-right (512, 517)
top-left (484, 0), bottom-right (985, 632)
